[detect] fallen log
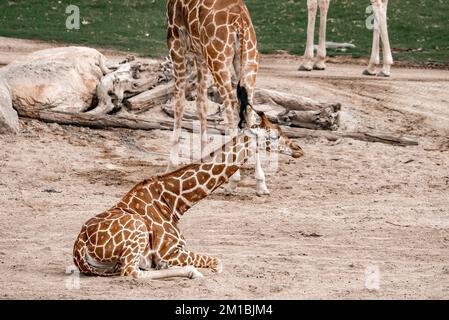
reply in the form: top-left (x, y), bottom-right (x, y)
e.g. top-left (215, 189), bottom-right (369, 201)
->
top-left (254, 88), bottom-right (342, 112)
top-left (19, 109), bottom-right (171, 131)
top-left (276, 106), bottom-right (340, 131)
top-left (161, 104), bottom-right (225, 124)
top-left (19, 109), bottom-right (418, 147)
top-left (125, 82), bottom-right (175, 113)
top-left (341, 132), bottom-right (419, 146)
top-left (92, 60), bottom-right (173, 115)
top-left (161, 100), bottom-right (339, 131)
top-left (283, 127), bottom-right (418, 146)
top-left (314, 42), bottom-right (356, 50)
top-left (205, 87), bottom-right (341, 113)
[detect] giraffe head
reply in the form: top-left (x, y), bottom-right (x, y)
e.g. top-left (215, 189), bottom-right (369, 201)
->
top-left (237, 83), bottom-right (303, 158)
top-left (246, 111), bottom-right (304, 159)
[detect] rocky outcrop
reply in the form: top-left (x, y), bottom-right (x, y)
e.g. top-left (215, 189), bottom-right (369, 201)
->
top-left (0, 46), bottom-right (109, 133)
top-left (0, 79), bottom-right (18, 134)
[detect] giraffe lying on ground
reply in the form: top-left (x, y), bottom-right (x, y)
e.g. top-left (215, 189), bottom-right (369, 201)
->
top-left (299, 0), bottom-right (393, 77)
top-left (167, 0), bottom-right (267, 194)
top-left (73, 112), bottom-right (304, 280)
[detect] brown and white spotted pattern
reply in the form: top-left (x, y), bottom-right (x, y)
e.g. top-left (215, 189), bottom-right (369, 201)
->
top-left (166, 0), bottom-right (268, 194)
top-left (73, 113), bottom-right (304, 280)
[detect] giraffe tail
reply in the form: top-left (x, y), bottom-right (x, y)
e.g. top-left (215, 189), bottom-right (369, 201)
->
top-left (237, 81), bottom-right (249, 129)
top-left (73, 227), bottom-right (119, 277)
top-left (235, 6), bottom-right (259, 129)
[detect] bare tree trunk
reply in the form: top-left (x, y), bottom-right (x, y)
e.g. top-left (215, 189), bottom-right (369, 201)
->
top-left (275, 105), bottom-right (340, 130)
top-left (125, 82), bottom-right (175, 113)
top-left (161, 105), bottom-right (223, 124)
top-left (18, 109), bottom-right (418, 147)
top-left (254, 88), bottom-right (341, 112)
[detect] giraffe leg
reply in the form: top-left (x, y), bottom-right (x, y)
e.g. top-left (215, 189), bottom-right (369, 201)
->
top-left (123, 265), bottom-right (203, 280)
top-left (232, 21), bottom-right (261, 194)
top-left (238, 68), bottom-right (272, 196)
top-left (164, 247), bottom-right (223, 274)
top-left (299, 0), bottom-right (318, 71)
top-left (364, 6), bottom-right (380, 76)
top-left (207, 58), bottom-right (240, 193)
top-left (167, 31), bottom-right (187, 172)
top-left (314, 0), bottom-right (330, 70)
top-left (223, 103), bottom-right (240, 194)
top-left (232, 33), bottom-right (241, 88)
top-left (255, 148), bottom-right (269, 196)
top-left (364, 0), bottom-right (382, 76)
top-left (195, 56), bottom-right (209, 158)
top-left (118, 232), bottom-right (204, 280)
top-left (377, 0), bottom-right (393, 77)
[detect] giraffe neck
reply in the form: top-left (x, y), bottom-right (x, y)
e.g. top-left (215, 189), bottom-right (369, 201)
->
top-left (158, 131), bottom-right (255, 220)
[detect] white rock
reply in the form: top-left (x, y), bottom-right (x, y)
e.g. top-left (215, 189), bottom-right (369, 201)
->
top-left (0, 79), bottom-right (19, 134)
top-left (0, 46), bottom-right (109, 117)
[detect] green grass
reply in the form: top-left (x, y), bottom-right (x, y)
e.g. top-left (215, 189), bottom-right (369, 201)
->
top-left (1, 0), bottom-right (448, 65)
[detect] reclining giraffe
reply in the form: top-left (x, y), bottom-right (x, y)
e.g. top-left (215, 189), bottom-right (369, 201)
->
top-left (166, 0), bottom-right (270, 194)
top-left (299, 0), bottom-right (393, 77)
top-left (73, 111), bottom-right (304, 279)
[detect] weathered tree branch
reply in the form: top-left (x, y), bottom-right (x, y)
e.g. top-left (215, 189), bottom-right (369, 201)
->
top-left (18, 109), bottom-right (418, 146)
top-left (275, 106), bottom-right (340, 130)
top-left (161, 105), bottom-right (224, 124)
top-left (254, 88), bottom-right (342, 112)
top-left (125, 82), bottom-right (175, 113)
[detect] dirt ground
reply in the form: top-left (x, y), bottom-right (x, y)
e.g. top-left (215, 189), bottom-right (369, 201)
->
top-left (0, 38), bottom-right (449, 299)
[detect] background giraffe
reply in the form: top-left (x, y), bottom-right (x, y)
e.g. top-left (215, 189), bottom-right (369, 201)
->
top-left (299, 0), bottom-right (393, 77)
top-left (73, 112), bottom-right (304, 280)
top-left (166, 0), bottom-right (268, 194)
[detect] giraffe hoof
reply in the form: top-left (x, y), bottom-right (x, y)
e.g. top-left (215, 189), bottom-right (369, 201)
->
top-left (362, 69), bottom-right (377, 76)
top-left (298, 65), bottom-right (313, 72)
top-left (377, 71), bottom-right (391, 78)
top-left (211, 259), bottom-right (223, 274)
top-left (191, 271), bottom-right (204, 279)
top-left (313, 64), bottom-right (326, 71)
top-left (256, 189), bottom-right (270, 197)
top-left (188, 267), bottom-right (204, 279)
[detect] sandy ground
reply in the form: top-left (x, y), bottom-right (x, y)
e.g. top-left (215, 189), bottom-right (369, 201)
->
top-left (0, 38), bottom-right (449, 299)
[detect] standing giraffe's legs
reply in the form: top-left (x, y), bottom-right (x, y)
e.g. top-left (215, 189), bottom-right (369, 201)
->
top-left (167, 35), bottom-right (187, 172)
top-left (238, 61), bottom-right (270, 195)
top-left (254, 147), bottom-right (269, 196)
top-left (299, 0), bottom-right (318, 71)
top-left (376, 0), bottom-right (393, 77)
top-left (364, 7), bottom-right (380, 76)
top-left (223, 92), bottom-right (241, 193)
top-left (314, 0), bottom-right (330, 70)
top-left (365, 0), bottom-right (393, 77)
top-left (206, 54), bottom-right (241, 192)
top-left (195, 56), bottom-right (209, 157)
